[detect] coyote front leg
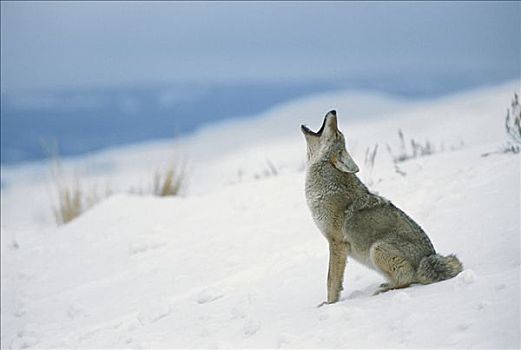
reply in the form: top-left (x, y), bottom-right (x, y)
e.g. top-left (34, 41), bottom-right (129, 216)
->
top-left (326, 238), bottom-right (349, 304)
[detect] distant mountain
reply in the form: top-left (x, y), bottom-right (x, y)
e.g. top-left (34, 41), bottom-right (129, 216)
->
top-left (1, 74), bottom-right (515, 164)
top-left (1, 82), bottom-right (340, 163)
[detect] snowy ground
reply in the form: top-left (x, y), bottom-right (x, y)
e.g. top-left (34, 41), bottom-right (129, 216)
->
top-left (1, 82), bottom-right (520, 348)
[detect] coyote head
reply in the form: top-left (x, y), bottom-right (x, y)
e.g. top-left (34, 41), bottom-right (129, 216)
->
top-left (301, 110), bottom-right (359, 173)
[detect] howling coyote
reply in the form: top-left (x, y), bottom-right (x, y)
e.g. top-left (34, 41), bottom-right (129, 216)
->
top-left (302, 110), bottom-right (462, 304)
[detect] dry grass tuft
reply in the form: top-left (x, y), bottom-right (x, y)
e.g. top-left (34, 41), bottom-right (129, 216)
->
top-left (483, 93), bottom-right (521, 157)
top-left (363, 143), bottom-right (380, 187)
top-left (43, 140), bottom-right (187, 224)
top-left (53, 180), bottom-right (83, 225)
top-left (253, 158), bottom-right (279, 180)
top-left (505, 93), bottom-right (521, 153)
top-left (43, 140), bottom-right (112, 225)
top-left (153, 164), bottom-right (186, 197)
top-left (386, 129), bottom-right (439, 164)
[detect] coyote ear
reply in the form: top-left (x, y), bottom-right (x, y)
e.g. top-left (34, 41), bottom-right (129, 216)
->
top-left (331, 150), bottom-right (359, 173)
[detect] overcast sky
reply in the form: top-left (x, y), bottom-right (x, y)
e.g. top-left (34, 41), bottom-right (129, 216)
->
top-left (1, 1), bottom-right (520, 92)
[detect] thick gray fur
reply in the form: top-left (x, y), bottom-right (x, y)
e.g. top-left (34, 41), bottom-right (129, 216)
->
top-left (302, 111), bottom-right (463, 304)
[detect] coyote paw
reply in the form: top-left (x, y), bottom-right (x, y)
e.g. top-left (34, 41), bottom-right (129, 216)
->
top-left (317, 301), bottom-right (331, 308)
top-left (373, 288), bottom-right (389, 296)
top-left (373, 283), bottom-right (410, 295)
top-left (373, 283), bottom-right (392, 295)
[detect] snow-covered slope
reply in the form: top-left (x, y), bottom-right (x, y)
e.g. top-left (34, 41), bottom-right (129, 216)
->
top-left (1, 82), bottom-right (520, 348)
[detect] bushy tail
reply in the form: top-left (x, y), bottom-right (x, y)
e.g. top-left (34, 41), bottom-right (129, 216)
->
top-left (417, 254), bottom-right (463, 285)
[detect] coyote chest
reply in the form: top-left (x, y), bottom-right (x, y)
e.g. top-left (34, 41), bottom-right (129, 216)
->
top-left (304, 170), bottom-right (352, 239)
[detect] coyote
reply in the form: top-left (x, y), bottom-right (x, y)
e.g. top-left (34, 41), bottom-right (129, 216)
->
top-left (302, 110), bottom-right (463, 304)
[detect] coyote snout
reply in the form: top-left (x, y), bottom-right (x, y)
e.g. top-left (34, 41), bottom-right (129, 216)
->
top-left (302, 110), bottom-right (463, 304)
top-left (301, 110), bottom-right (359, 173)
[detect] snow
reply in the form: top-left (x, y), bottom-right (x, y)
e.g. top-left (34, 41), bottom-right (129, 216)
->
top-left (1, 81), bottom-right (520, 348)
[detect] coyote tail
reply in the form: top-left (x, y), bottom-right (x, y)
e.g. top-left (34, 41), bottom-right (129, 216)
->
top-left (417, 254), bottom-right (463, 284)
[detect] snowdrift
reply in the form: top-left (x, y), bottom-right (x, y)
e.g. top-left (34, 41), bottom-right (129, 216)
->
top-left (1, 82), bottom-right (520, 348)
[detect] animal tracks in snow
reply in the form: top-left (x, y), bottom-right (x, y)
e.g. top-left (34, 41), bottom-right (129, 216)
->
top-left (196, 288), bottom-right (224, 304)
top-left (128, 240), bottom-right (167, 256)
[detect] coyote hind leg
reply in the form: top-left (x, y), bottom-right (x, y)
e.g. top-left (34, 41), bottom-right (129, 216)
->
top-left (370, 241), bottom-right (415, 294)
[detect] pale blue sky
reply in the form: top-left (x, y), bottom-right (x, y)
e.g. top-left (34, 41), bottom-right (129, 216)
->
top-left (1, 1), bottom-right (520, 92)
